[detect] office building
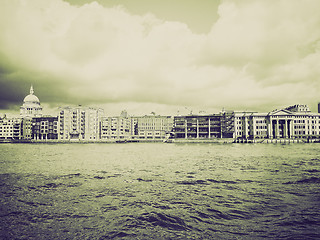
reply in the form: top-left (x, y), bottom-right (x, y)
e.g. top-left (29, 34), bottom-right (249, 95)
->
top-left (58, 106), bottom-right (104, 141)
top-left (100, 115), bottom-right (132, 140)
top-left (21, 118), bottom-right (33, 140)
top-left (0, 116), bottom-right (21, 140)
top-left (32, 116), bottom-right (58, 140)
top-left (133, 114), bottom-right (173, 139)
top-left (173, 111), bottom-right (235, 139)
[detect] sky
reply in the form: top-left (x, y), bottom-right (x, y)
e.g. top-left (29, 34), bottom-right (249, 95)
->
top-left (0, 0), bottom-right (320, 116)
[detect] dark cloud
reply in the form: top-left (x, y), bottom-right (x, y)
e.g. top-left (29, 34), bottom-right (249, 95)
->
top-left (0, 77), bottom-right (28, 106)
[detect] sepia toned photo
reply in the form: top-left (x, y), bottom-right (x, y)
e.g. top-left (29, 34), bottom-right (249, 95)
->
top-left (1, 0), bottom-right (320, 239)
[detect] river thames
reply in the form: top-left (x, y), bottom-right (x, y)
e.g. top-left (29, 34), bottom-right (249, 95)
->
top-left (0, 143), bottom-right (320, 239)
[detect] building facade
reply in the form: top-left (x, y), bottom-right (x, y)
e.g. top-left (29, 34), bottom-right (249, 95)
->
top-left (133, 115), bottom-right (173, 139)
top-left (100, 116), bottom-right (132, 140)
top-left (58, 106), bottom-right (104, 141)
top-left (0, 116), bottom-right (21, 140)
top-left (173, 111), bottom-right (235, 139)
top-left (32, 116), bottom-right (58, 140)
top-left (234, 105), bottom-right (320, 140)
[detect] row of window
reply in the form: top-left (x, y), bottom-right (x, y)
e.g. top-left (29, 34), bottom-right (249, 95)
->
top-left (236, 130), bottom-right (320, 136)
top-left (139, 132), bottom-right (161, 135)
top-left (256, 125), bottom-right (267, 129)
top-left (256, 120), bottom-right (266, 124)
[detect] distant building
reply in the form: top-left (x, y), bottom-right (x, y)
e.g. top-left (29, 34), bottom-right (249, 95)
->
top-left (58, 106), bottom-right (104, 141)
top-left (100, 115), bottom-right (132, 140)
top-left (284, 104), bottom-right (310, 112)
top-left (32, 116), bottom-right (58, 140)
top-left (133, 114), bottom-right (174, 139)
top-left (234, 104), bottom-right (320, 140)
top-left (172, 111), bottom-right (235, 139)
top-left (0, 116), bottom-right (21, 140)
top-left (21, 118), bottom-right (33, 140)
top-left (20, 85), bottom-right (42, 118)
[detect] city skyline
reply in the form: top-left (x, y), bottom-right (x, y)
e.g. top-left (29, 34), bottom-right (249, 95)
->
top-left (1, 0), bottom-right (320, 116)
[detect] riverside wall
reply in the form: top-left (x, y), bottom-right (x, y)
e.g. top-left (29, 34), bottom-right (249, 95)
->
top-left (1, 137), bottom-right (320, 144)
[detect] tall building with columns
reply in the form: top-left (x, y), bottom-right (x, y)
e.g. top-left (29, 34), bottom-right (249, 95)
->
top-left (173, 112), bottom-right (235, 139)
top-left (20, 85), bottom-right (42, 118)
top-left (234, 104), bottom-right (320, 140)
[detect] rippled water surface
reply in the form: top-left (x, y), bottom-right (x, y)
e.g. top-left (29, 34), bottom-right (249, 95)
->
top-left (1, 143), bottom-right (320, 239)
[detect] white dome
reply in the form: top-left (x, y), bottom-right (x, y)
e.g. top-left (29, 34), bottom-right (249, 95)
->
top-left (23, 85), bottom-right (40, 105)
top-left (20, 85), bottom-right (43, 118)
top-left (23, 94), bottom-right (40, 103)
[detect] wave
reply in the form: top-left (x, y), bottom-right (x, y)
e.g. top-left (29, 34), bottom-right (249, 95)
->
top-left (207, 179), bottom-right (238, 184)
top-left (94, 176), bottom-right (105, 179)
top-left (99, 231), bottom-right (136, 239)
top-left (305, 169), bottom-right (320, 173)
top-left (61, 173), bottom-right (81, 178)
top-left (176, 180), bottom-right (209, 185)
top-left (39, 182), bottom-right (63, 188)
top-left (0, 211), bottom-right (24, 218)
top-left (28, 182), bottom-right (82, 190)
top-left (18, 199), bottom-right (51, 207)
top-left (283, 177), bottom-right (320, 184)
top-left (137, 212), bottom-right (191, 231)
top-left (175, 178), bottom-right (256, 186)
top-left (136, 178), bottom-right (152, 182)
top-left (206, 208), bottom-right (250, 220)
top-left (276, 217), bottom-right (320, 227)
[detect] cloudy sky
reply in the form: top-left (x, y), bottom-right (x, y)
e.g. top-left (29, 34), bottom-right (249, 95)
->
top-left (0, 0), bottom-right (320, 116)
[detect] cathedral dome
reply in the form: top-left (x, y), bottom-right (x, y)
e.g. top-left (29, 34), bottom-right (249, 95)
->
top-left (20, 85), bottom-right (43, 118)
top-left (23, 85), bottom-right (40, 105)
top-left (23, 94), bottom-right (40, 104)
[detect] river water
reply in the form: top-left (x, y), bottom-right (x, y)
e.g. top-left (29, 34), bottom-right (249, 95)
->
top-left (0, 143), bottom-right (320, 239)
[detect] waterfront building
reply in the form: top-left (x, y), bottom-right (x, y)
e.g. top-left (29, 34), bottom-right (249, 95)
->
top-left (284, 104), bottom-right (310, 112)
top-left (32, 116), bottom-right (58, 140)
top-left (173, 111), bottom-right (235, 139)
top-left (21, 118), bottom-right (33, 140)
top-left (234, 104), bottom-right (320, 140)
top-left (130, 117), bottom-right (138, 137)
top-left (132, 114), bottom-right (174, 139)
top-left (20, 85), bottom-right (42, 118)
top-left (58, 106), bottom-right (104, 141)
top-left (100, 115), bottom-right (132, 140)
top-left (0, 116), bottom-right (21, 140)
